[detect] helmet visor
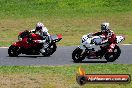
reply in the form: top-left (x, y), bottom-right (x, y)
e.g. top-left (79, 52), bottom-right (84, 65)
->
top-left (36, 26), bottom-right (42, 31)
top-left (101, 25), bottom-right (107, 32)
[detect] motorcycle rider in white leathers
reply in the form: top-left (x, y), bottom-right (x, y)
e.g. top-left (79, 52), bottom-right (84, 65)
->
top-left (30, 22), bottom-right (51, 53)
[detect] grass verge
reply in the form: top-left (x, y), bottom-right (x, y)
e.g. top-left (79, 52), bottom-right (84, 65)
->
top-left (0, 64), bottom-right (132, 88)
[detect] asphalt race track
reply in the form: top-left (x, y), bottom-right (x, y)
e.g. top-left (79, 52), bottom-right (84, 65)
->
top-left (0, 45), bottom-right (132, 66)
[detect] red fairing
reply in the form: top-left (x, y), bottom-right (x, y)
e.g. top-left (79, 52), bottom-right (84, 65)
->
top-left (57, 34), bottom-right (62, 39)
top-left (12, 37), bottom-right (28, 47)
top-left (31, 33), bottom-right (42, 40)
top-left (12, 38), bottom-right (29, 48)
top-left (12, 42), bottom-right (20, 46)
top-left (12, 34), bottom-right (42, 49)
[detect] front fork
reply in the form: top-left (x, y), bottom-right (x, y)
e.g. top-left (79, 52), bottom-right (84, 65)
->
top-left (78, 45), bottom-right (86, 55)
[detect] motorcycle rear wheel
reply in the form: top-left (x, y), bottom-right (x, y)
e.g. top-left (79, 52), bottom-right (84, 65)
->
top-left (8, 45), bottom-right (20, 57)
top-left (72, 47), bottom-right (86, 63)
top-left (105, 45), bottom-right (121, 62)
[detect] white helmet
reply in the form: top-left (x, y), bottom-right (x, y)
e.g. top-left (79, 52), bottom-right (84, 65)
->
top-left (35, 22), bottom-right (44, 31)
top-left (101, 22), bottom-right (109, 32)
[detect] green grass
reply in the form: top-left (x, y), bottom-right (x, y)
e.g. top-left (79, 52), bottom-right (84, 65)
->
top-left (0, 0), bottom-right (132, 46)
top-left (0, 64), bottom-right (132, 88)
top-left (0, 0), bottom-right (132, 19)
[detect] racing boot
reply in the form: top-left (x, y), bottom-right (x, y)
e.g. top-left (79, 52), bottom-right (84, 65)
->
top-left (40, 42), bottom-right (49, 53)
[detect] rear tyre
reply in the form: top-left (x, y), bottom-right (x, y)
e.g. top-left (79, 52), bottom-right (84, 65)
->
top-left (8, 45), bottom-right (20, 57)
top-left (72, 47), bottom-right (86, 63)
top-left (105, 45), bottom-right (121, 62)
top-left (42, 44), bottom-right (57, 56)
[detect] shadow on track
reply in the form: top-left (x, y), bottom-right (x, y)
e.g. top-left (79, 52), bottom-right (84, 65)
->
top-left (81, 61), bottom-right (107, 63)
top-left (73, 60), bottom-right (107, 63)
top-left (7, 55), bottom-right (50, 58)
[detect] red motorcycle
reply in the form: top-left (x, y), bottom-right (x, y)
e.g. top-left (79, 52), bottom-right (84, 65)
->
top-left (8, 31), bottom-right (62, 57)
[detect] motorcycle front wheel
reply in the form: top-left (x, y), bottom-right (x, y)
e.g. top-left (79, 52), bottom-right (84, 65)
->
top-left (105, 45), bottom-right (121, 62)
top-left (72, 47), bottom-right (86, 63)
top-left (8, 45), bottom-right (20, 57)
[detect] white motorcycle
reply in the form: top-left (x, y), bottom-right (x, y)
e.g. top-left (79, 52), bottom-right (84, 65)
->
top-left (72, 33), bottom-right (125, 62)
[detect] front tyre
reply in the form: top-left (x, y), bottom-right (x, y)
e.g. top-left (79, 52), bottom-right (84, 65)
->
top-left (105, 45), bottom-right (121, 62)
top-left (42, 44), bottom-right (57, 56)
top-left (8, 45), bottom-right (20, 57)
top-left (72, 47), bottom-right (86, 63)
